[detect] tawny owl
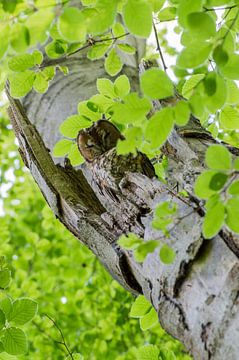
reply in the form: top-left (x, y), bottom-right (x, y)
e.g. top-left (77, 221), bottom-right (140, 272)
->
top-left (77, 119), bottom-right (155, 201)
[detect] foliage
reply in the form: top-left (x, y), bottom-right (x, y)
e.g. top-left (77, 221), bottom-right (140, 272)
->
top-left (0, 114), bottom-right (189, 358)
top-left (194, 144), bottom-right (239, 238)
top-left (1, 0), bottom-right (239, 357)
top-left (118, 202), bottom-right (177, 264)
top-left (0, 256), bottom-right (37, 357)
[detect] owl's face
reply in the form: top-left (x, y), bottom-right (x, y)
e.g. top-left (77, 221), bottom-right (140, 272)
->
top-left (77, 120), bottom-right (124, 162)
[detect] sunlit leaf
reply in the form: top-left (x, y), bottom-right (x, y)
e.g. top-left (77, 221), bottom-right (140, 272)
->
top-left (1, 328), bottom-right (27, 355)
top-left (105, 48), bottom-right (123, 76)
top-left (140, 68), bottom-right (174, 100)
top-left (202, 200), bottom-right (225, 239)
top-left (205, 145), bottom-right (231, 170)
top-left (226, 197), bottom-right (239, 233)
top-left (123, 0), bottom-right (152, 38)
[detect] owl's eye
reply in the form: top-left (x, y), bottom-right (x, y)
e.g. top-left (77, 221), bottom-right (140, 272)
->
top-left (85, 140), bottom-right (95, 148)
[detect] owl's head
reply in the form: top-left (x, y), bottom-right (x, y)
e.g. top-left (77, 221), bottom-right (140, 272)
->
top-left (77, 120), bottom-right (124, 162)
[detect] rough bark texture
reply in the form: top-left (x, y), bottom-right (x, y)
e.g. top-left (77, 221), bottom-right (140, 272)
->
top-left (6, 50), bottom-right (239, 360)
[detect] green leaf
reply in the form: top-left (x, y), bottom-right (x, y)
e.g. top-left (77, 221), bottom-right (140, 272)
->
top-left (1, 0), bottom-right (17, 13)
top-left (112, 22), bottom-right (126, 37)
top-left (145, 108), bottom-right (174, 148)
top-left (205, 145), bottom-right (231, 170)
top-left (203, 72), bottom-right (227, 113)
top-left (32, 50), bottom-right (43, 65)
top-left (111, 93), bottom-right (151, 124)
top-left (8, 71), bottom-right (35, 98)
top-left (177, 0), bottom-right (202, 27)
top-left (114, 75), bottom-right (130, 98)
top-left (78, 101), bottom-right (101, 121)
top-left (58, 7), bottom-right (86, 42)
top-left (104, 48), bottom-right (123, 76)
top-left (194, 170), bottom-right (219, 199)
top-left (226, 80), bottom-right (239, 105)
top-left (45, 40), bottom-right (68, 59)
top-left (88, 0), bottom-right (117, 35)
top-left (52, 139), bottom-right (73, 157)
top-left (122, 0), bottom-right (152, 38)
top-left (8, 298), bottom-right (37, 326)
top-left (182, 74), bottom-right (205, 99)
top-left (158, 7), bottom-right (176, 21)
top-left (136, 345), bottom-right (159, 360)
top-left (1, 328), bottom-right (27, 355)
top-left (219, 106), bottom-right (239, 130)
top-left (139, 308), bottom-right (158, 331)
top-left (25, 9), bottom-right (54, 46)
top-left (221, 54), bottom-right (239, 80)
top-left (155, 201), bottom-right (177, 217)
top-left (87, 101), bottom-right (100, 113)
top-left (177, 43), bottom-right (212, 69)
top-left (134, 240), bottom-right (159, 262)
top-left (228, 180), bottom-right (239, 195)
top-left (0, 270), bottom-right (11, 289)
top-left (213, 45), bottom-right (228, 67)
top-left (60, 115), bottom-right (91, 138)
top-left (33, 72), bottom-right (49, 94)
top-left (8, 54), bottom-right (36, 72)
top-left (0, 309), bottom-right (6, 330)
top-left (148, 0), bottom-right (165, 12)
top-left (87, 43), bottom-right (110, 60)
top-left (117, 43), bottom-right (136, 54)
top-left (118, 233), bottom-right (142, 250)
top-left (209, 173), bottom-right (228, 191)
top-left (202, 200), bottom-right (225, 239)
top-left (186, 12), bottom-right (216, 40)
top-left (97, 78), bottom-right (115, 98)
top-left (0, 297), bottom-right (12, 318)
top-left (117, 127), bottom-right (142, 155)
top-left (226, 197), bottom-right (239, 233)
top-left (233, 158), bottom-right (239, 171)
top-left (159, 244), bottom-right (176, 264)
top-left (140, 68), bottom-right (174, 100)
top-left (68, 143), bottom-right (84, 166)
top-left (10, 24), bottom-right (30, 53)
top-left (0, 24), bottom-right (10, 60)
top-left (129, 295), bottom-right (151, 318)
top-left (89, 94), bottom-right (114, 113)
top-left (173, 100), bottom-right (190, 126)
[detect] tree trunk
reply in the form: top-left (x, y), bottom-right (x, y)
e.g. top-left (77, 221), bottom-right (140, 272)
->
top-left (6, 49), bottom-right (239, 360)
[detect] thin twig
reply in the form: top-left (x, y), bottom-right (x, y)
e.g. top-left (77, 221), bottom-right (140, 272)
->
top-left (221, 8), bottom-right (239, 46)
top-left (44, 314), bottom-right (74, 360)
top-left (40, 32), bottom-right (130, 68)
top-left (153, 22), bottom-right (167, 72)
top-left (203, 5), bottom-right (237, 12)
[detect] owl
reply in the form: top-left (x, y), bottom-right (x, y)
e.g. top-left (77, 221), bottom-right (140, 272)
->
top-left (77, 119), bottom-right (125, 162)
top-left (77, 119), bottom-right (155, 201)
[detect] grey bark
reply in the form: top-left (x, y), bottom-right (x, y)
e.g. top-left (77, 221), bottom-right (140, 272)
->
top-left (6, 49), bottom-right (239, 360)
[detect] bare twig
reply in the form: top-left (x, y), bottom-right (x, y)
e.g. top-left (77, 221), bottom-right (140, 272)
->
top-left (44, 314), bottom-right (74, 360)
top-left (153, 22), bottom-right (167, 72)
top-left (221, 8), bottom-right (239, 46)
top-left (203, 5), bottom-right (237, 12)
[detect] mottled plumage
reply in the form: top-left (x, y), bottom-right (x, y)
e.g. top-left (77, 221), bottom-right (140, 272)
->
top-left (77, 120), bottom-right (155, 201)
